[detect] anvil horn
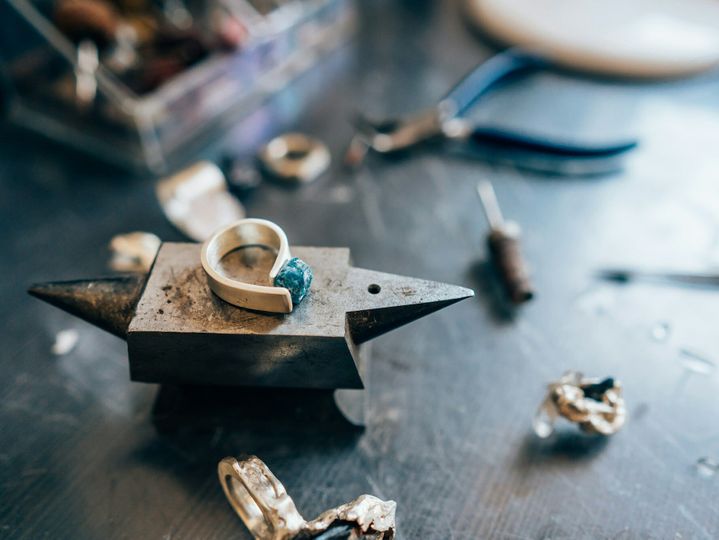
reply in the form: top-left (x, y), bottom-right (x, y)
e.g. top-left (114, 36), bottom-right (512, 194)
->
top-left (28, 275), bottom-right (146, 338)
top-left (346, 268), bottom-right (473, 344)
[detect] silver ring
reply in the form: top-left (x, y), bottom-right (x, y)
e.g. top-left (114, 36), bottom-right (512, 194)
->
top-left (258, 133), bottom-right (331, 184)
top-left (218, 457), bottom-right (306, 539)
top-left (201, 218), bottom-right (312, 314)
top-left (218, 456), bottom-right (397, 539)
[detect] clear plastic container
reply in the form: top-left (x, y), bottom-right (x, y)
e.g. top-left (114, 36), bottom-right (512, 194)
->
top-left (0, 0), bottom-right (355, 171)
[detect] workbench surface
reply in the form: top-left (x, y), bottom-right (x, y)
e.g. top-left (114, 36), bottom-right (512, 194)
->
top-left (2, 1), bottom-right (719, 538)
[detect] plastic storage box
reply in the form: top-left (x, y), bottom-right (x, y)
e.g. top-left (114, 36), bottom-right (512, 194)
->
top-left (0, 0), bottom-right (355, 171)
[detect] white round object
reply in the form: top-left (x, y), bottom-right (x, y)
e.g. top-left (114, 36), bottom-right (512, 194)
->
top-left (465, 0), bottom-right (719, 78)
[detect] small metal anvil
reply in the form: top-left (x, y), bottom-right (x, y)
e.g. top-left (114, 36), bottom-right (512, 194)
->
top-left (30, 243), bottom-right (473, 389)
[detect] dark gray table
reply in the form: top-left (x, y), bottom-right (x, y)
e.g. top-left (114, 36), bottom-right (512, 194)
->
top-left (2, 1), bottom-right (719, 538)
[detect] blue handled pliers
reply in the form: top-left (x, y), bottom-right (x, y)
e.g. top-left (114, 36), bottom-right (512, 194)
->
top-left (347, 49), bottom-right (638, 175)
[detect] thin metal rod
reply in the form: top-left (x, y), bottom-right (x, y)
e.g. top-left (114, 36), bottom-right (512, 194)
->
top-left (476, 180), bottom-right (504, 229)
top-left (598, 269), bottom-right (719, 288)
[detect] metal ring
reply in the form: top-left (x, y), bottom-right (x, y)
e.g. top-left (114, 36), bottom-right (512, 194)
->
top-left (218, 456), bottom-right (397, 539)
top-left (218, 457), bottom-right (306, 539)
top-left (258, 133), bottom-right (331, 184)
top-left (201, 218), bottom-right (312, 313)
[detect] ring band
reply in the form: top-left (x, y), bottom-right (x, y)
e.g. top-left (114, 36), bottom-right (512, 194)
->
top-left (218, 457), bottom-right (305, 539)
top-left (258, 133), bottom-right (331, 183)
top-left (201, 218), bottom-right (312, 313)
top-left (218, 456), bottom-right (397, 539)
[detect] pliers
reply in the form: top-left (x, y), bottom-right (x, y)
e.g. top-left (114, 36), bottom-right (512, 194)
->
top-left (346, 49), bottom-right (638, 175)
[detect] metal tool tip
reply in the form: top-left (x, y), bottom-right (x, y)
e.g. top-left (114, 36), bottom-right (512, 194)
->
top-left (476, 180), bottom-right (504, 229)
top-left (476, 179), bottom-right (491, 192)
top-left (459, 286), bottom-right (475, 299)
top-left (347, 269), bottom-right (475, 344)
top-left (28, 276), bottom-right (146, 339)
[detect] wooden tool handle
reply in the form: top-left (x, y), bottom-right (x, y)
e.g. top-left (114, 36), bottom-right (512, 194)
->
top-left (488, 225), bottom-right (534, 304)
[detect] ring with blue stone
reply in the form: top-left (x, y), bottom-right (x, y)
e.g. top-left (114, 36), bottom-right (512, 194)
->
top-left (201, 218), bottom-right (313, 314)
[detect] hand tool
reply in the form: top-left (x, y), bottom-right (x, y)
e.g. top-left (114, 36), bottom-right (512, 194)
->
top-left (598, 268), bottom-right (719, 288)
top-left (29, 243), bottom-right (473, 389)
top-left (476, 180), bottom-right (533, 304)
top-left (346, 49), bottom-right (638, 175)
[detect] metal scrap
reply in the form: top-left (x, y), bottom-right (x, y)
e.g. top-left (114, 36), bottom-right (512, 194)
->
top-left (534, 371), bottom-right (626, 437)
top-left (156, 161), bottom-right (245, 241)
top-left (109, 231), bottom-right (161, 273)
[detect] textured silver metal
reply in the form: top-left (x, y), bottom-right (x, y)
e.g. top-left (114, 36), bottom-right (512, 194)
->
top-left (155, 161), bottom-right (245, 241)
top-left (218, 456), bottom-right (396, 540)
top-left (109, 231), bottom-right (161, 273)
top-left (537, 371), bottom-right (626, 437)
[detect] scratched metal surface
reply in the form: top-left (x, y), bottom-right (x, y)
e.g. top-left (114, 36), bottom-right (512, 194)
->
top-left (2, 1), bottom-right (719, 538)
top-left (126, 243), bottom-right (469, 388)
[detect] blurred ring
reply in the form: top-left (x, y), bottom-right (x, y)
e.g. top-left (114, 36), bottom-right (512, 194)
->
top-left (259, 133), bottom-right (330, 183)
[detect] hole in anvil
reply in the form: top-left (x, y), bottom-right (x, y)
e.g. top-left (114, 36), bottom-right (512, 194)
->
top-left (368, 284), bottom-right (381, 294)
top-left (218, 245), bottom-right (277, 286)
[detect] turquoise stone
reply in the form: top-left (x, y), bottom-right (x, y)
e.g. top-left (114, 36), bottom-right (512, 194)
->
top-left (274, 257), bottom-right (313, 307)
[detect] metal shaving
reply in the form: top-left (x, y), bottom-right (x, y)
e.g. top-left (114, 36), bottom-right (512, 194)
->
top-left (109, 232), bottom-right (161, 273)
top-left (156, 161), bottom-right (245, 241)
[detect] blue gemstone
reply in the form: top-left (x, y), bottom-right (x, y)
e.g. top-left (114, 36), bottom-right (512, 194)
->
top-left (274, 257), bottom-right (313, 307)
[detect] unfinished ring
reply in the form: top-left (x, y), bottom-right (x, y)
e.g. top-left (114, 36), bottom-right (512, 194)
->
top-left (533, 371), bottom-right (626, 438)
top-left (201, 218), bottom-right (312, 313)
top-left (258, 133), bottom-right (331, 184)
top-left (218, 456), bottom-right (397, 540)
top-left (218, 457), bottom-right (306, 539)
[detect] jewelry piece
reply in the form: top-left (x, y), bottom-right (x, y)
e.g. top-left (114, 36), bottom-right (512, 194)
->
top-left (108, 231), bottom-right (161, 273)
top-left (201, 218), bottom-right (313, 313)
top-left (258, 133), bottom-right (331, 184)
top-left (218, 456), bottom-right (396, 540)
top-left (533, 371), bottom-right (626, 438)
top-left (156, 161), bottom-right (246, 242)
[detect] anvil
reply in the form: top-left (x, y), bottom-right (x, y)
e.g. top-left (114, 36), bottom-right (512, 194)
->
top-left (29, 243), bottom-right (473, 389)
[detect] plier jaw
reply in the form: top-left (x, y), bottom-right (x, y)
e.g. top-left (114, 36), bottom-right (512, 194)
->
top-left (351, 107), bottom-right (444, 152)
top-left (345, 102), bottom-right (460, 168)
